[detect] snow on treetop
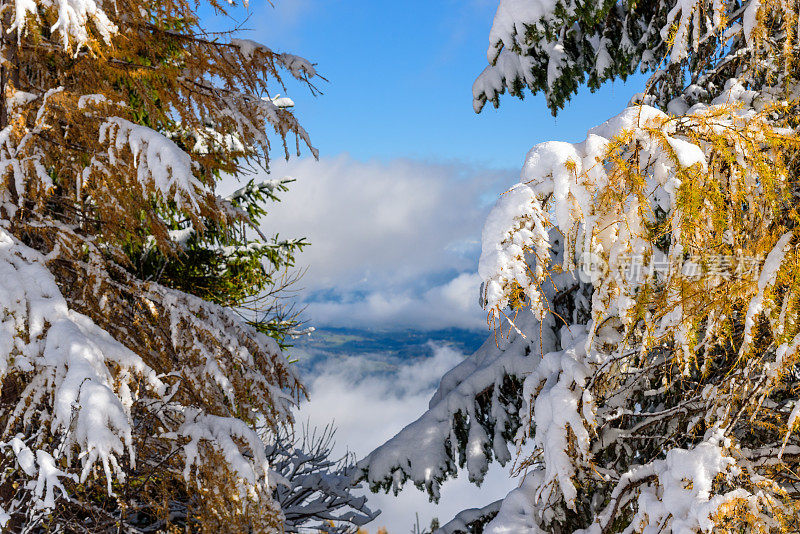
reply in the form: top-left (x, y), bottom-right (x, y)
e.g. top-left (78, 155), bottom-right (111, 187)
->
top-left (584, 105), bottom-right (668, 139)
top-left (232, 38), bottom-right (318, 79)
top-left (11, 0), bottom-right (117, 51)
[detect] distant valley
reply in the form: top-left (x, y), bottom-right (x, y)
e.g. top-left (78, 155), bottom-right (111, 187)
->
top-left (291, 326), bottom-right (487, 375)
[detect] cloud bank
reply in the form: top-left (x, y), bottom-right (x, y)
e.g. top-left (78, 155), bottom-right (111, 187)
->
top-left (296, 343), bottom-right (512, 532)
top-left (251, 155), bottom-right (515, 331)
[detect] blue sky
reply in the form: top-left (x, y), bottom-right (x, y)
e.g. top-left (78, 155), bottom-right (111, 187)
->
top-left (210, 0), bottom-right (643, 168)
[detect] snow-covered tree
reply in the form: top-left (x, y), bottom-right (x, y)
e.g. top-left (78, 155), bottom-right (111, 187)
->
top-left (473, 0), bottom-right (790, 114)
top-left (360, 0), bottom-right (800, 532)
top-left (0, 0), bottom-right (319, 531)
top-left (266, 424), bottom-right (379, 533)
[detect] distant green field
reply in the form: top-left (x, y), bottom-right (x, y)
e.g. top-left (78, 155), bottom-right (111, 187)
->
top-left (313, 332), bottom-right (367, 347)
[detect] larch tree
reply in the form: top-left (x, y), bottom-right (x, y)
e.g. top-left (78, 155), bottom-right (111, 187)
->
top-left (0, 0), bottom-right (321, 531)
top-left (359, 0), bottom-right (800, 532)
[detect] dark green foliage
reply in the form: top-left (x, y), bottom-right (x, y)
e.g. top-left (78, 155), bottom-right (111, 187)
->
top-left (474, 0), bottom-right (752, 115)
top-left (126, 178), bottom-right (309, 345)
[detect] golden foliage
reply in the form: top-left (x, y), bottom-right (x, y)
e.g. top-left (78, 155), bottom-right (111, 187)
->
top-left (484, 25), bottom-right (800, 533)
top-left (0, 0), bottom-right (315, 531)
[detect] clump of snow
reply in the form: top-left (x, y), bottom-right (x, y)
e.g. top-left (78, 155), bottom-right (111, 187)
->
top-left (10, 0), bottom-right (118, 51)
top-left (175, 410), bottom-right (271, 496)
top-left (277, 53), bottom-right (317, 79)
top-left (232, 38), bottom-right (317, 79)
top-left (741, 232), bottom-right (793, 352)
top-left (473, 50), bottom-right (530, 112)
top-left (231, 38), bottom-right (271, 60)
top-left (479, 184), bottom-right (550, 321)
top-left (487, 0), bottom-right (559, 64)
top-left (742, 0), bottom-right (762, 47)
top-left (99, 117), bottom-right (206, 211)
top-left (77, 93), bottom-right (108, 109)
top-left (31, 450), bottom-right (77, 510)
top-left (481, 472), bottom-right (548, 533)
top-left (571, 431), bottom-right (761, 534)
top-left (521, 327), bottom-right (595, 508)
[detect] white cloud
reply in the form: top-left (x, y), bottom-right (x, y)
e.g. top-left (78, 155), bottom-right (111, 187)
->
top-left (298, 344), bottom-right (463, 458)
top-left (296, 344), bottom-right (512, 532)
top-left (245, 155), bottom-right (514, 331)
top-left (305, 272), bottom-right (486, 330)
top-left (227, 150), bottom-right (519, 530)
